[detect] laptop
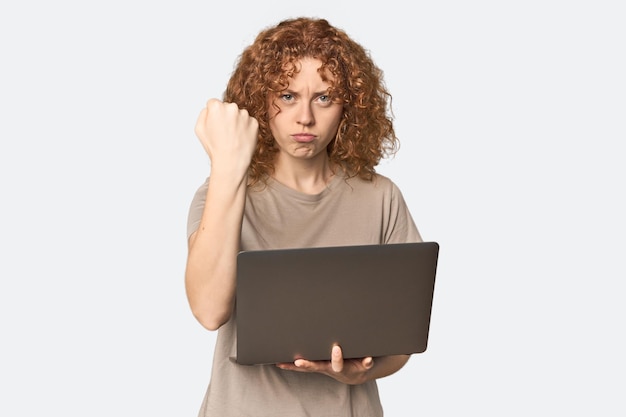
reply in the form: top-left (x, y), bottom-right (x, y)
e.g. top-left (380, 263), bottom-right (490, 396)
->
top-left (235, 241), bottom-right (439, 365)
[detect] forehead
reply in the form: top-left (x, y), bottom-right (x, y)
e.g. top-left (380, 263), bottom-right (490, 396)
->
top-left (283, 58), bottom-right (334, 87)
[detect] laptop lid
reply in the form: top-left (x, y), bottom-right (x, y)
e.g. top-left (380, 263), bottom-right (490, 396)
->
top-left (235, 241), bottom-right (439, 365)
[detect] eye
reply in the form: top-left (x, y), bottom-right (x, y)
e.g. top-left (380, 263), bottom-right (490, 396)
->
top-left (317, 94), bottom-right (333, 106)
top-left (280, 94), bottom-right (294, 102)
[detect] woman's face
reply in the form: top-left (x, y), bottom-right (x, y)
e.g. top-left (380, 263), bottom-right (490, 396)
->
top-left (267, 58), bottom-right (343, 163)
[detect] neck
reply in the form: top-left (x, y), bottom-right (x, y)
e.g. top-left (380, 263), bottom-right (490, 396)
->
top-left (272, 157), bottom-right (337, 194)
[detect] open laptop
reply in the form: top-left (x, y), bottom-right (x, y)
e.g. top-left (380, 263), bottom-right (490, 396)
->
top-left (235, 241), bottom-right (439, 365)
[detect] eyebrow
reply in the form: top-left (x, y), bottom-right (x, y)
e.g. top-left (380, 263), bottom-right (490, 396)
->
top-left (282, 89), bottom-right (331, 96)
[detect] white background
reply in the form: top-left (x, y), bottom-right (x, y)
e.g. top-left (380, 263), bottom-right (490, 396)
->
top-left (1, 1), bottom-right (624, 416)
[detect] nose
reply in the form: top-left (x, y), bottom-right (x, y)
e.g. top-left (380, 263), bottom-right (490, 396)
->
top-left (296, 102), bottom-right (314, 126)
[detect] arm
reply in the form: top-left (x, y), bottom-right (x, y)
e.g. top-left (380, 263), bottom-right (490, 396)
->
top-left (185, 99), bottom-right (258, 330)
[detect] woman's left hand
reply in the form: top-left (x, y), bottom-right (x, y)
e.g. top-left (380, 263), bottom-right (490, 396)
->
top-left (275, 345), bottom-right (374, 385)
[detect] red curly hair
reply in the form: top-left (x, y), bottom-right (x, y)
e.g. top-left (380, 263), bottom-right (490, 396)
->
top-left (224, 17), bottom-right (398, 185)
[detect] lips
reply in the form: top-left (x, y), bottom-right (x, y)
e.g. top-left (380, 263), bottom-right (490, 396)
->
top-left (292, 134), bottom-right (316, 143)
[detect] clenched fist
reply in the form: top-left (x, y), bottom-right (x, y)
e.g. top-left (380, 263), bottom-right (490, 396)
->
top-left (194, 99), bottom-right (259, 176)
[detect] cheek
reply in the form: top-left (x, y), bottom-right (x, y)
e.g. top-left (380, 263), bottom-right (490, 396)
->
top-left (328, 108), bottom-right (344, 129)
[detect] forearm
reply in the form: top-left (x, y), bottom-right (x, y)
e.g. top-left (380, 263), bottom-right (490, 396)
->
top-left (185, 170), bottom-right (247, 330)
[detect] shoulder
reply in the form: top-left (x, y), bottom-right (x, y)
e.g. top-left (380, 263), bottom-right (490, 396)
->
top-left (343, 172), bottom-right (401, 193)
top-left (371, 173), bottom-right (397, 188)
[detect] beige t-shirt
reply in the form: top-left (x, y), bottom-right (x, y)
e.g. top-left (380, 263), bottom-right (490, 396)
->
top-left (187, 172), bottom-right (422, 417)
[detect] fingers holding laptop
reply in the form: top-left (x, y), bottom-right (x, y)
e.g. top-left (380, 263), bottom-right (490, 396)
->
top-left (275, 344), bottom-right (375, 385)
top-left (330, 345), bottom-right (375, 375)
top-left (330, 344), bottom-right (344, 373)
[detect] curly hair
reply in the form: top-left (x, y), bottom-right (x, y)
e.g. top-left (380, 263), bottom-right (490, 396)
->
top-left (223, 17), bottom-right (399, 185)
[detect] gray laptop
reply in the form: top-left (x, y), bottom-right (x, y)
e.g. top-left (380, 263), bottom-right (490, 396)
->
top-left (235, 241), bottom-right (439, 365)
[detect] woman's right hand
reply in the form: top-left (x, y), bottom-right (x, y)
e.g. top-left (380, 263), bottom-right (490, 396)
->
top-left (194, 98), bottom-right (259, 176)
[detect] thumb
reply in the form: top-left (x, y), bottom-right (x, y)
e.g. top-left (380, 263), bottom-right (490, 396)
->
top-left (331, 345), bottom-right (344, 373)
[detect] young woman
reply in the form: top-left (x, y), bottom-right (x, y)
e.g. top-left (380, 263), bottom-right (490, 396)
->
top-left (186, 17), bottom-right (422, 416)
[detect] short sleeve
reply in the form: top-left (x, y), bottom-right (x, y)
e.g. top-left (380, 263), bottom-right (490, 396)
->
top-left (384, 181), bottom-right (423, 244)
